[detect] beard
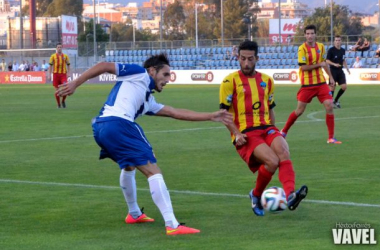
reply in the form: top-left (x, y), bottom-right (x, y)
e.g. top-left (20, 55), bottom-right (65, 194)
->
top-left (241, 66), bottom-right (256, 76)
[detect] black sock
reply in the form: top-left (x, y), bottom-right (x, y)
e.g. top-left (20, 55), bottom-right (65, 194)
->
top-left (335, 89), bottom-right (345, 102)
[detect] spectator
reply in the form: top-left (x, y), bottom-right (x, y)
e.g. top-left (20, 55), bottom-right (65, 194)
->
top-left (25, 60), bottom-right (31, 71)
top-left (12, 61), bottom-right (19, 72)
top-left (350, 37), bottom-right (363, 51)
top-left (286, 35), bottom-right (292, 46)
top-left (230, 45), bottom-right (238, 61)
top-left (352, 56), bottom-right (363, 68)
top-left (375, 45), bottom-right (380, 57)
top-left (33, 61), bottom-right (40, 71)
top-left (8, 61), bottom-right (12, 71)
top-left (357, 38), bottom-right (370, 57)
top-left (18, 61), bottom-right (26, 71)
top-left (0, 59), bottom-right (6, 71)
top-left (41, 60), bottom-right (49, 71)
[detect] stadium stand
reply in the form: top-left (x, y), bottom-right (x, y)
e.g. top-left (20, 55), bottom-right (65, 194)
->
top-left (105, 44), bottom-right (380, 70)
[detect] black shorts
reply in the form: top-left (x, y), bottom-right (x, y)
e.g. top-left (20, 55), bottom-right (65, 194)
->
top-left (331, 69), bottom-right (346, 85)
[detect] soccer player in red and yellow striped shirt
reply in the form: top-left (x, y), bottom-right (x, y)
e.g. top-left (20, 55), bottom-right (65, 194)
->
top-left (219, 40), bottom-right (308, 216)
top-left (281, 24), bottom-right (341, 144)
top-left (48, 43), bottom-right (70, 108)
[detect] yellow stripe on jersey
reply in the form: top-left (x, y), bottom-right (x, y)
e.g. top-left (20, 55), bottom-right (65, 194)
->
top-left (219, 71), bottom-right (275, 141)
top-left (49, 53), bottom-right (70, 74)
top-left (298, 42), bottom-right (326, 85)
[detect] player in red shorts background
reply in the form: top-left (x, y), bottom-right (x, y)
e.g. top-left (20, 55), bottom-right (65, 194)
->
top-left (280, 24), bottom-right (341, 144)
top-left (48, 43), bottom-right (70, 108)
top-left (219, 40), bottom-right (308, 216)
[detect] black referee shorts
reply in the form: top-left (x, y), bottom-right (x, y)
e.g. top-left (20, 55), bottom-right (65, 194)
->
top-left (331, 69), bottom-right (346, 85)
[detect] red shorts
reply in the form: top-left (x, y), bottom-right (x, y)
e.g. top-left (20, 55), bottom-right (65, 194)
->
top-left (53, 73), bottom-right (67, 88)
top-left (297, 84), bottom-right (332, 103)
top-left (236, 126), bottom-right (282, 173)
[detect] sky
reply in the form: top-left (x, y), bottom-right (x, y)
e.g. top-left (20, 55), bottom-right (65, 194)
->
top-left (84, 0), bottom-right (378, 15)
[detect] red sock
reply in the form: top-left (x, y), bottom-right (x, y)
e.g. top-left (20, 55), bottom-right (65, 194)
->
top-left (282, 111), bottom-right (298, 133)
top-left (62, 95), bottom-right (67, 103)
top-left (55, 93), bottom-right (61, 106)
top-left (326, 114), bottom-right (334, 139)
top-left (278, 160), bottom-right (295, 198)
top-left (253, 165), bottom-right (274, 197)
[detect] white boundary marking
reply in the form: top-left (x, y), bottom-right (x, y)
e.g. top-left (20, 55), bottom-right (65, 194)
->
top-left (1, 179), bottom-right (379, 208)
top-left (1, 114), bottom-right (380, 144)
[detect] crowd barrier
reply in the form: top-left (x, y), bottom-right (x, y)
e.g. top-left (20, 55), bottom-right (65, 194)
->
top-left (1, 68), bottom-right (380, 85)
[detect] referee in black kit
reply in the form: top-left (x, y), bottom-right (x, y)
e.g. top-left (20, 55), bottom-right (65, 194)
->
top-left (326, 35), bottom-right (351, 108)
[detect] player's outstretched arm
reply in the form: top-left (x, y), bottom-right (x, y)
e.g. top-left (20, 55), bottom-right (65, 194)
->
top-left (57, 62), bottom-right (116, 96)
top-left (156, 106), bottom-right (233, 125)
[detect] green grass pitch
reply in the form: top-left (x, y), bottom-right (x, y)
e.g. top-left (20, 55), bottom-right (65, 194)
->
top-left (0, 83), bottom-right (379, 249)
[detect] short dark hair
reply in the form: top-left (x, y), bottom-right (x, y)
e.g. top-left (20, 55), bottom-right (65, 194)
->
top-left (304, 24), bottom-right (316, 34)
top-left (334, 35), bottom-right (341, 39)
top-left (56, 43), bottom-right (62, 47)
top-left (144, 53), bottom-right (170, 71)
top-left (238, 40), bottom-right (259, 56)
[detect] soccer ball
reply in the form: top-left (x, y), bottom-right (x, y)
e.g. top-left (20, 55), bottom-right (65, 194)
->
top-left (261, 186), bottom-right (288, 213)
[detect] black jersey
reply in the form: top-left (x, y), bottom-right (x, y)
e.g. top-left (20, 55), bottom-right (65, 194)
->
top-left (327, 46), bottom-right (346, 70)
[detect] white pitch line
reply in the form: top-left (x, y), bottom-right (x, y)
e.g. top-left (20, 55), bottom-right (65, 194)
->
top-left (1, 179), bottom-right (379, 208)
top-left (1, 115), bottom-right (380, 144)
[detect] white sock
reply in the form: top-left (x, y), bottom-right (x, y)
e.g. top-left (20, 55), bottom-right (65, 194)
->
top-left (120, 169), bottom-right (141, 218)
top-left (148, 174), bottom-right (179, 228)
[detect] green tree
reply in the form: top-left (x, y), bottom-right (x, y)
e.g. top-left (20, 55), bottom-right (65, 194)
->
top-left (221, 0), bottom-right (248, 39)
top-left (163, 0), bottom-right (186, 40)
top-left (78, 19), bottom-right (109, 43)
top-left (294, 4), bottom-right (364, 43)
top-left (45, 0), bottom-right (83, 17)
top-left (21, 0), bottom-right (53, 16)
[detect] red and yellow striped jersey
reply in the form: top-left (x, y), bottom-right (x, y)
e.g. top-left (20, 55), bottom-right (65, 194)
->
top-left (298, 42), bottom-right (326, 86)
top-left (49, 53), bottom-right (70, 74)
top-left (219, 71), bottom-right (275, 140)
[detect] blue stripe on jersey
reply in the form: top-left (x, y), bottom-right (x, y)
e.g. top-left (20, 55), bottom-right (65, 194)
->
top-left (117, 63), bottom-right (145, 77)
top-left (103, 81), bottom-right (122, 108)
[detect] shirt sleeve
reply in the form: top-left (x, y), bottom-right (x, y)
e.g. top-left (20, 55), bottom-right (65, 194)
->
top-left (65, 55), bottom-right (70, 65)
top-left (116, 63), bottom-right (146, 77)
top-left (219, 75), bottom-right (233, 110)
top-left (326, 48), bottom-right (333, 61)
top-left (298, 46), bottom-right (306, 66)
top-left (146, 95), bottom-right (164, 115)
top-left (321, 44), bottom-right (327, 61)
top-left (268, 77), bottom-right (276, 109)
top-left (49, 54), bottom-right (54, 65)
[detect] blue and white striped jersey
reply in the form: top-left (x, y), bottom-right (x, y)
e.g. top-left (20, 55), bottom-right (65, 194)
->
top-left (97, 63), bottom-right (164, 122)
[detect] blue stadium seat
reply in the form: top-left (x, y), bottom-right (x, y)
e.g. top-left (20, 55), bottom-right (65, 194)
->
top-left (371, 44), bottom-right (378, 51)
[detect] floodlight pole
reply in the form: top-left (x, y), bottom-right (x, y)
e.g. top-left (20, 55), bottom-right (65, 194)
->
top-left (330, 0), bottom-right (333, 46)
top-left (93, 0), bottom-right (97, 64)
top-left (278, 0), bottom-right (281, 44)
top-left (20, 0), bottom-right (23, 49)
top-left (221, 0), bottom-right (224, 48)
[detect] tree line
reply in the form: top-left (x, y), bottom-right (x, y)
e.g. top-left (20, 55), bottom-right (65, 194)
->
top-left (22, 0), bottom-right (366, 46)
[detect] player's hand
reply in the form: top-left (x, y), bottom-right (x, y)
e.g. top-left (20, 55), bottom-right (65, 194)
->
top-left (211, 109), bottom-right (233, 125)
top-left (234, 133), bottom-right (247, 146)
top-left (56, 81), bottom-right (77, 96)
top-left (347, 70), bottom-right (351, 75)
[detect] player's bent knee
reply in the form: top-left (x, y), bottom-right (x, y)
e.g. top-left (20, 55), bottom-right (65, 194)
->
top-left (137, 162), bottom-right (162, 178)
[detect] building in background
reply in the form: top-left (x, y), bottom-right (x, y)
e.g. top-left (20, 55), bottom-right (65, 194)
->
top-left (258, 0), bottom-right (311, 19)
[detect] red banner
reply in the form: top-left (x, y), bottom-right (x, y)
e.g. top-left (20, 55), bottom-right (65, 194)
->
top-left (0, 72), bottom-right (46, 84)
top-left (62, 34), bottom-right (78, 48)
